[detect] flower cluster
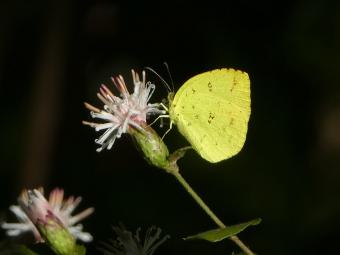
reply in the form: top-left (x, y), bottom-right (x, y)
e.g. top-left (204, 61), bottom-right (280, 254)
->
top-left (99, 224), bottom-right (169, 255)
top-left (1, 188), bottom-right (94, 243)
top-left (83, 69), bottom-right (165, 152)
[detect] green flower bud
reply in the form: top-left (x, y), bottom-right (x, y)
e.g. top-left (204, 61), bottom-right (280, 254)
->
top-left (129, 123), bottom-right (191, 174)
top-left (37, 213), bottom-right (78, 255)
top-left (129, 123), bottom-right (178, 173)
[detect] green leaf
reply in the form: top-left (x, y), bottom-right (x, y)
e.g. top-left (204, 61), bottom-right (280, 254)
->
top-left (19, 245), bottom-right (39, 255)
top-left (75, 245), bottom-right (86, 255)
top-left (184, 218), bottom-right (261, 242)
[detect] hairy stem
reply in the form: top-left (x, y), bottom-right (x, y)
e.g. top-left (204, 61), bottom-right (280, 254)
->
top-left (172, 171), bottom-right (255, 255)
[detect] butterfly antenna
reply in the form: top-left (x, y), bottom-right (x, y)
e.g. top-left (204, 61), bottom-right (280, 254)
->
top-left (145, 66), bottom-right (172, 93)
top-left (163, 62), bottom-right (175, 92)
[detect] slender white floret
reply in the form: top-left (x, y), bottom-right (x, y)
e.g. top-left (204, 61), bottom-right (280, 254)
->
top-left (83, 69), bottom-right (165, 152)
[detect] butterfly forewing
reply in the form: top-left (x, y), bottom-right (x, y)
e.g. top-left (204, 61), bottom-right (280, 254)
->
top-left (170, 69), bottom-right (251, 163)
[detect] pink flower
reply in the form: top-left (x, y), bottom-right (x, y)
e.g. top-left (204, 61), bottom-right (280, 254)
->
top-left (1, 188), bottom-right (94, 243)
top-left (83, 69), bottom-right (165, 152)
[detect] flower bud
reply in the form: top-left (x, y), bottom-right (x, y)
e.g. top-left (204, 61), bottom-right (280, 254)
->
top-left (129, 123), bottom-right (179, 173)
top-left (36, 212), bottom-right (78, 255)
top-left (2, 188), bottom-right (92, 255)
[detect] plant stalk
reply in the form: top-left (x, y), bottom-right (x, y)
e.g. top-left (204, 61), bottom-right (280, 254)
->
top-left (172, 171), bottom-right (255, 255)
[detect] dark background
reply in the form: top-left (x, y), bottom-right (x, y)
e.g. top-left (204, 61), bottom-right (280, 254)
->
top-left (1, 0), bottom-right (340, 254)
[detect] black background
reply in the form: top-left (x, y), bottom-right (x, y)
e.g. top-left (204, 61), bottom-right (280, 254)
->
top-left (1, 0), bottom-right (340, 254)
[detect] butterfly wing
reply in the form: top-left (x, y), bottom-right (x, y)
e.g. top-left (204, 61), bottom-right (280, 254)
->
top-left (170, 69), bottom-right (251, 163)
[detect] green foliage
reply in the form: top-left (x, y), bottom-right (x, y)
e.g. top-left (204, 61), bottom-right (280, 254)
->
top-left (19, 246), bottom-right (39, 255)
top-left (184, 218), bottom-right (261, 242)
top-left (74, 245), bottom-right (86, 255)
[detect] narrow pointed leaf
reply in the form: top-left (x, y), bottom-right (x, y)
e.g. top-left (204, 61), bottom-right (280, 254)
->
top-left (184, 218), bottom-right (261, 242)
top-left (19, 246), bottom-right (39, 255)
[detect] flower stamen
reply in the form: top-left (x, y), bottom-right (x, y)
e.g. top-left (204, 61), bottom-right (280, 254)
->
top-left (83, 69), bottom-right (164, 152)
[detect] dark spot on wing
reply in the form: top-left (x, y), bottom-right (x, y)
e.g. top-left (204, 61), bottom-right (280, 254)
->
top-left (208, 112), bottom-right (215, 124)
top-left (230, 76), bottom-right (237, 92)
top-left (229, 118), bottom-right (234, 126)
top-left (192, 88), bottom-right (196, 94)
top-left (192, 105), bottom-right (195, 109)
top-left (208, 82), bottom-right (212, 92)
top-left (194, 114), bottom-right (199, 119)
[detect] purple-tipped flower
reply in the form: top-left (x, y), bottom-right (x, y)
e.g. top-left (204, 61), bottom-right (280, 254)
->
top-left (83, 69), bottom-right (165, 152)
top-left (1, 188), bottom-right (94, 243)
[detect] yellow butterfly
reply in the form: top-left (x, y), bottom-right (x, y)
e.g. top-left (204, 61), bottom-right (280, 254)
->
top-left (167, 68), bottom-right (251, 163)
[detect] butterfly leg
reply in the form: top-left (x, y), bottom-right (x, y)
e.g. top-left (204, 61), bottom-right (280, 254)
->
top-left (161, 119), bottom-right (173, 140)
top-left (148, 114), bottom-right (169, 127)
top-left (159, 102), bottom-right (169, 112)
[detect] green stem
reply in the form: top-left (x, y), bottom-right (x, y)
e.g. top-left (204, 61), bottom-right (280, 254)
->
top-left (172, 171), bottom-right (255, 255)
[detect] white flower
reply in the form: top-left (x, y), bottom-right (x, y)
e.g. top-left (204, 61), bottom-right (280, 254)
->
top-left (99, 225), bottom-right (169, 255)
top-left (83, 69), bottom-right (165, 152)
top-left (1, 188), bottom-right (94, 243)
top-left (1, 204), bottom-right (42, 242)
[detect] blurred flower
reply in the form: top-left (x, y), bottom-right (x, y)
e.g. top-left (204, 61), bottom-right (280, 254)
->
top-left (83, 69), bottom-right (165, 152)
top-left (1, 204), bottom-right (42, 242)
top-left (1, 188), bottom-right (94, 243)
top-left (99, 224), bottom-right (169, 255)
